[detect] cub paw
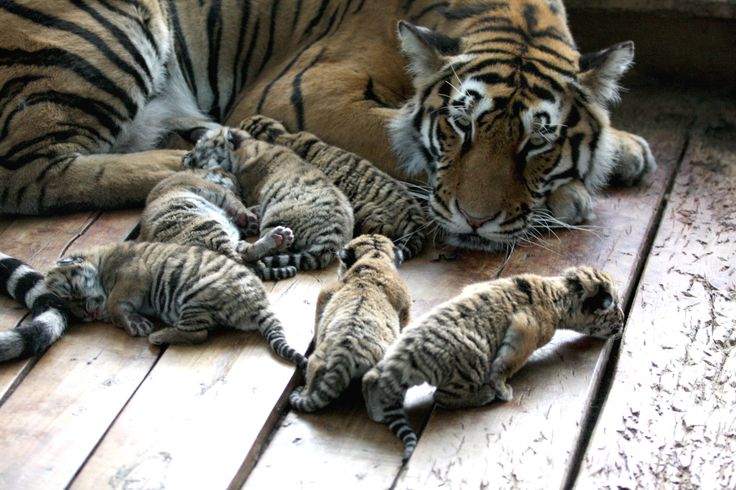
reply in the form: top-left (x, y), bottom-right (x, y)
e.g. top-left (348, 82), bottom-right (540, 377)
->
top-left (124, 314), bottom-right (154, 337)
top-left (609, 131), bottom-right (657, 186)
top-left (489, 377), bottom-right (514, 402)
top-left (227, 204), bottom-right (260, 235)
top-left (546, 180), bottom-right (595, 226)
top-left (269, 226), bottom-right (295, 251)
top-left (239, 115), bottom-right (288, 143)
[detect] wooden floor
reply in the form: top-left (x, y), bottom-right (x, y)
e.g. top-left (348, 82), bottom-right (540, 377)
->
top-left (0, 85), bottom-right (733, 490)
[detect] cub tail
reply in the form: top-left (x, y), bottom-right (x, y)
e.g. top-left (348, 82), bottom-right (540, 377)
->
top-left (289, 356), bottom-right (353, 412)
top-left (0, 253), bottom-right (70, 361)
top-left (362, 365), bottom-right (418, 461)
top-left (249, 308), bottom-right (307, 370)
top-left (261, 249), bottom-right (334, 271)
top-left (248, 261), bottom-right (297, 281)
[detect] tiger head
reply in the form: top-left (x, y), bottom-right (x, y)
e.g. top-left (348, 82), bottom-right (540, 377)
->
top-left (390, 12), bottom-right (636, 251)
top-left (562, 266), bottom-right (624, 338)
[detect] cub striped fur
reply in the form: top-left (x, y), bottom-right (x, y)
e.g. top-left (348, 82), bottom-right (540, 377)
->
top-left (290, 235), bottom-right (411, 412)
top-left (183, 127), bottom-right (353, 271)
top-left (0, 253), bottom-right (70, 361)
top-left (44, 242), bottom-right (306, 369)
top-left (362, 266), bottom-right (624, 460)
top-left (240, 116), bottom-right (428, 259)
top-left (140, 168), bottom-right (297, 281)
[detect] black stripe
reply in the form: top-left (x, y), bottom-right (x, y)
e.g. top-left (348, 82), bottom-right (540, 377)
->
top-left (0, 257), bottom-right (24, 297)
top-left (291, 50), bottom-right (324, 130)
top-left (256, 0), bottom-right (280, 76)
top-left (514, 277), bottom-right (534, 304)
top-left (13, 272), bottom-right (40, 304)
top-left (167, 0), bottom-right (198, 99)
top-left (31, 293), bottom-right (70, 317)
top-left (206, 0), bottom-right (223, 120)
top-left (3, 1), bottom-right (150, 94)
top-left (0, 47), bottom-right (137, 116)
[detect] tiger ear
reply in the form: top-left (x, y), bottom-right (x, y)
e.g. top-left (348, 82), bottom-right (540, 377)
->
top-left (579, 41), bottom-right (635, 106)
top-left (397, 21), bottom-right (461, 81)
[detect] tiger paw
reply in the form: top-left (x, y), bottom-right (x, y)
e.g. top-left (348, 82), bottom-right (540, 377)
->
top-left (269, 226), bottom-right (295, 251)
top-left (123, 313), bottom-right (154, 337)
top-left (490, 378), bottom-right (513, 402)
top-left (227, 204), bottom-right (260, 236)
top-left (609, 130), bottom-right (657, 186)
top-left (546, 180), bottom-right (594, 226)
top-left (239, 115), bottom-right (288, 143)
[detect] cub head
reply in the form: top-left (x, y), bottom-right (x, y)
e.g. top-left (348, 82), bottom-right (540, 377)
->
top-left (192, 167), bottom-right (241, 195)
top-left (563, 266), bottom-right (624, 338)
top-left (390, 10), bottom-right (635, 251)
top-left (45, 256), bottom-right (107, 322)
top-left (182, 127), bottom-right (249, 173)
top-left (337, 234), bottom-right (403, 277)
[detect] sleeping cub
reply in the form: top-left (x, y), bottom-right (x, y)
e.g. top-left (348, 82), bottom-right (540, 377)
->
top-left (141, 168), bottom-right (296, 280)
top-left (183, 128), bottom-right (353, 271)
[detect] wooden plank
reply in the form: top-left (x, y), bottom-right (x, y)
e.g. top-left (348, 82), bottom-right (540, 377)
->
top-left (70, 271), bottom-right (326, 490)
top-left (0, 210), bottom-right (153, 490)
top-left (575, 109), bottom-right (736, 488)
top-left (240, 250), bottom-right (503, 490)
top-left (395, 91), bottom-right (691, 489)
top-left (0, 213), bottom-right (98, 399)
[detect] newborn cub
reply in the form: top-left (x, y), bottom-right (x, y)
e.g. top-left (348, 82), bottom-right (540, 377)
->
top-left (241, 116), bottom-right (428, 260)
top-left (45, 242), bottom-right (306, 369)
top-left (183, 128), bottom-right (353, 271)
top-left (140, 168), bottom-right (296, 280)
top-left (289, 234), bottom-right (411, 412)
top-left (362, 266), bottom-right (624, 460)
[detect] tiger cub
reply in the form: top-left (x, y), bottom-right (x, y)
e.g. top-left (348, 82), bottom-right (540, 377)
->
top-left (44, 242), bottom-right (307, 369)
top-left (290, 234), bottom-right (411, 412)
top-left (183, 128), bottom-right (353, 271)
top-left (240, 116), bottom-right (428, 260)
top-left (362, 266), bottom-right (624, 460)
top-left (140, 168), bottom-right (297, 281)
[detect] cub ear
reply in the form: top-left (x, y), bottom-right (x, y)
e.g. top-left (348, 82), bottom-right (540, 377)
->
top-left (397, 20), bottom-right (461, 81)
top-left (392, 245), bottom-right (404, 268)
top-left (579, 41), bottom-right (635, 106)
top-left (582, 287), bottom-right (614, 314)
top-left (56, 256), bottom-right (84, 266)
top-left (338, 246), bottom-right (357, 269)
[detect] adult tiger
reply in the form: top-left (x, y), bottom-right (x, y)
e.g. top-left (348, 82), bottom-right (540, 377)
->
top-left (0, 0), bottom-right (655, 361)
top-left (1, 0), bottom-right (654, 247)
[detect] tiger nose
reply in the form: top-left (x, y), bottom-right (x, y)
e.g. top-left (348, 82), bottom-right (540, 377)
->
top-left (458, 206), bottom-right (500, 229)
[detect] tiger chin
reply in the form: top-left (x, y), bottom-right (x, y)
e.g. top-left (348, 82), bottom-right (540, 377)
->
top-left (362, 266), bottom-right (624, 460)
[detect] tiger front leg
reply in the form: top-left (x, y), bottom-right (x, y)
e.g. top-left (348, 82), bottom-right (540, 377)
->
top-left (3, 150), bottom-right (184, 215)
top-left (607, 128), bottom-right (657, 186)
top-left (107, 297), bottom-right (154, 337)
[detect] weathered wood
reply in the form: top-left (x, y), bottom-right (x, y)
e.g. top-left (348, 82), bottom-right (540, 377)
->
top-left (0, 211), bottom-right (151, 490)
top-left (0, 213), bottom-right (98, 399)
top-left (395, 91), bottom-right (691, 489)
top-left (70, 271), bottom-right (324, 490)
top-left (241, 250), bottom-right (502, 490)
top-left (575, 110), bottom-right (736, 488)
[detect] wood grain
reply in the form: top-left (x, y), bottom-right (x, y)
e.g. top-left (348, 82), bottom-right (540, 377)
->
top-left (575, 110), bottom-right (736, 488)
top-left (0, 210), bottom-right (152, 490)
top-left (395, 91), bottom-right (692, 489)
top-left (241, 249), bottom-right (502, 490)
top-left (0, 213), bottom-right (98, 399)
top-left (71, 270), bottom-right (327, 490)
